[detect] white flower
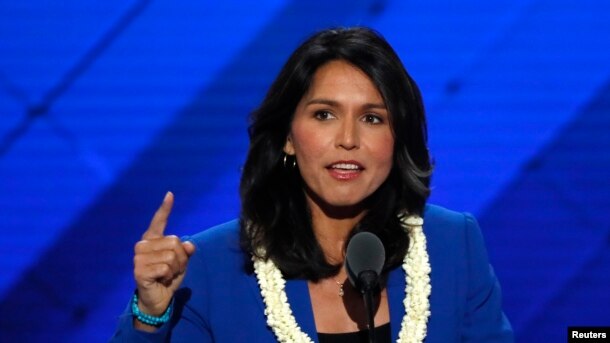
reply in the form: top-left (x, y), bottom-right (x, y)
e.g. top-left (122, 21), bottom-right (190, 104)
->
top-left (253, 215), bottom-right (431, 343)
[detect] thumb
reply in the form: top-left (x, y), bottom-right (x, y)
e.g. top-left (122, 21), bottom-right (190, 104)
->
top-left (182, 241), bottom-right (196, 257)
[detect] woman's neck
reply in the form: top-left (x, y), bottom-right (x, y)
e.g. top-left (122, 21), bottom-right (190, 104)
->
top-left (306, 195), bottom-right (366, 265)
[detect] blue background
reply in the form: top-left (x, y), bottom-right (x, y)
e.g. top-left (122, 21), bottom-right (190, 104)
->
top-left (1, 1), bottom-right (609, 341)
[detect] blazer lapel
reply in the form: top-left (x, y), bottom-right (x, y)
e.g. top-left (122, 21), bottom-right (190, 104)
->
top-left (387, 266), bottom-right (406, 341)
top-left (245, 269), bottom-right (267, 315)
top-left (246, 272), bottom-right (318, 341)
top-left (286, 278), bottom-right (318, 341)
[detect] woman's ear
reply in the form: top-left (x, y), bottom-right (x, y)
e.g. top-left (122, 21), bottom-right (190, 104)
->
top-left (283, 135), bottom-right (295, 155)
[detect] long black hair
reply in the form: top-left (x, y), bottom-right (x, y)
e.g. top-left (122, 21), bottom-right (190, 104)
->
top-left (239, 27), bottom-right (432, 280)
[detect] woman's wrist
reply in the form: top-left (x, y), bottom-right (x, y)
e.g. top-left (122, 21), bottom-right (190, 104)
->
top-left (131, 292), bottom-right (172, 328)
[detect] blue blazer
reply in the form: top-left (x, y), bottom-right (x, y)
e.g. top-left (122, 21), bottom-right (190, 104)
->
top-left (111, 204), bottom-right (513, 342)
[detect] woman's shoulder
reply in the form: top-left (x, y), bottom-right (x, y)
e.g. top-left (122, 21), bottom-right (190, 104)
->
top-left (186, 219), bottom-right (240, 242)
top-left (422, 203), bottom-right (484, 252)
top-left (182, 219), bottom-right (244, 262)
top-left (424, 203), bottom-right (473, 225)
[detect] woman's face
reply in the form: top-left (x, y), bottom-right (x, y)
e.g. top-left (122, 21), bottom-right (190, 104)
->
top-left (284, 60), bottom-right (394, 212)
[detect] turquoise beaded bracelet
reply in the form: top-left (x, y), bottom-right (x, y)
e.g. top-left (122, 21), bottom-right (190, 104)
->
top-left (131, 293), bottom-right (172, 327)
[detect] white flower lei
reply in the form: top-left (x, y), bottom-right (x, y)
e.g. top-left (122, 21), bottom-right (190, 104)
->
top-left (253, 215), bottom-right (431, 343)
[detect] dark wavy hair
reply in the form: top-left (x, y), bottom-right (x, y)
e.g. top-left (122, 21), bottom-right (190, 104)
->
top-left (239, 27), bottom-right (432, 280)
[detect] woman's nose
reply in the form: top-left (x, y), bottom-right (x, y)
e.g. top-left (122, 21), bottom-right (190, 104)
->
top-left (335, 117), bottom-right (360, 150)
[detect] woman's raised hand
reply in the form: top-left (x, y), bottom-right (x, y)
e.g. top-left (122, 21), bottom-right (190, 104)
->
top-left (133, 192), bottom-right (196, 322)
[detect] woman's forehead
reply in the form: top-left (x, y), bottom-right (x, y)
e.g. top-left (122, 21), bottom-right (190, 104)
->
top-left (301, 60), bottom-right (386, 106)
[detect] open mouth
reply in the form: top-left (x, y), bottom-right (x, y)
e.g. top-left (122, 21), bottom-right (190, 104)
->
top-left (328, 162), bottom-right (363, 171)
top-left (326, 161), bottom-right (364, 180)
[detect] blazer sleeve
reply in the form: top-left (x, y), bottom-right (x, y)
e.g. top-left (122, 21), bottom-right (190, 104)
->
top-left (461, 213), bottom-right (514, 342)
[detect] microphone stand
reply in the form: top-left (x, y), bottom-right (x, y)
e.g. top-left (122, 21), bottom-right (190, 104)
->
top-left (358, 270), bottom-right (378, 343)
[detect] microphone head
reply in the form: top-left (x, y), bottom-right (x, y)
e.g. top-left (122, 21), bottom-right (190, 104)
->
top-left (345, 232), bottom-right (385, 292)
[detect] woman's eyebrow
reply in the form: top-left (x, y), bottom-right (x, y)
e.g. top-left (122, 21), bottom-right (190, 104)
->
top-left (305, 98), bottom-right (339, 107)
top-left (362, 103), bottom-right (387, 110)
top-left (305, 98), bottom-right (386, 110)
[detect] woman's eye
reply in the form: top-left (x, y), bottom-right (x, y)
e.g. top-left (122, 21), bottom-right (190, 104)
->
top-left (362, 114), bottom-right (383, 124)
top-left (314, 111), bottom-right (334, 120)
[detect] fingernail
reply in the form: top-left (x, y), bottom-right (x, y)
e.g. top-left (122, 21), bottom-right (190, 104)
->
top-left (184, 240), bottom-right (196, 251)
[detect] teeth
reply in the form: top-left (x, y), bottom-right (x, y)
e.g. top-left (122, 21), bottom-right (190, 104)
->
top-left (331, 163), bottom-right (360, 170)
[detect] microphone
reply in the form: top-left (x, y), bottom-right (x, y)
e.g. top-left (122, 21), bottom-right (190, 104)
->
top-left (345, 232), bottom-right (385, 343)
top-left (345, 232), bottom-right (385, 293)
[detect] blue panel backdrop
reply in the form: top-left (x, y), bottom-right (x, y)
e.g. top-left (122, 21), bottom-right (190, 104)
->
top-left (0, 1), bottom-right (608, 341)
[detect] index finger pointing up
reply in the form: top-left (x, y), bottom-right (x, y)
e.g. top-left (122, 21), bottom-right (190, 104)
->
top-left (142, 191), bottom-right (174, 240)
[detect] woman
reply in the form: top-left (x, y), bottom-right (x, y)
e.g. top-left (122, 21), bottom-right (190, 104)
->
top-left (111, 27), bottom-right (513, 342)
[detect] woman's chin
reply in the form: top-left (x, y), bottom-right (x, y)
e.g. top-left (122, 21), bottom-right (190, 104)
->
top-left (314, 197), bottom-right (368, 219)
